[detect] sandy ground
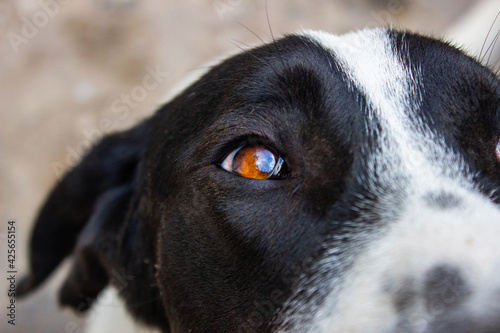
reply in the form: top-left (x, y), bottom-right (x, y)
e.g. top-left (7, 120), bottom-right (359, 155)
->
top-left (0, 0), bottom-right (497, 332)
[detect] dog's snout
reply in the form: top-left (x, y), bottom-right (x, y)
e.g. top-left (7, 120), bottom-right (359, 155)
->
top-left (421, 265), bottom-right (500, 333)
top-left (423, 264), bottom-right (470, 313)
top-left (318, 191), bottom-right (500, 332)
top-left (391, 265), bottom-right (500, 333)
top-left (424, 299), bottom-right (500, 333)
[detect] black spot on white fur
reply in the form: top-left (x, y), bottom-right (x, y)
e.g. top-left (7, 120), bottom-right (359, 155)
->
top-left (424, 191), bottom-right (462, 209)
top-left (424, 264), bottom-right (470, 313)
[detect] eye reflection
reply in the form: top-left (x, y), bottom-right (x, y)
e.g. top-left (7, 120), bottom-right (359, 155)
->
top-left (221, 145), bottom-right (286, 180)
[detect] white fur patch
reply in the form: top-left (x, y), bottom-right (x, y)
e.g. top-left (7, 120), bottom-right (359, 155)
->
top-left (85, 287), bottom-right (160, 333)
top-left (276, 29), bottom-right (500, 332)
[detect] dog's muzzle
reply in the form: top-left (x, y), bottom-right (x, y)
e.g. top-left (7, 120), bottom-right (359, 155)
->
top-left (314, 188), bottom-right (500, 333)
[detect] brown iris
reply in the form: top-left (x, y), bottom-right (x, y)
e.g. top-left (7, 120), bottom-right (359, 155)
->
top-left (221, 145), bottom-right (285, 180)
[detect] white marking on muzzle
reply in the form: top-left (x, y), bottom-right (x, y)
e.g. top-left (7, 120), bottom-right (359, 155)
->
top-left (316, 194), bottom-right (500, 333)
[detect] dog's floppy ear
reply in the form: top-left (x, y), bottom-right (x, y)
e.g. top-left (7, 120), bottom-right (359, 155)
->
top-left (17, 119), bottom-right (152, 310)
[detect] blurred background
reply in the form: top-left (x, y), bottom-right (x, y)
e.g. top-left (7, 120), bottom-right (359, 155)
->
top-left (0, 0), bottom-right (499, 332)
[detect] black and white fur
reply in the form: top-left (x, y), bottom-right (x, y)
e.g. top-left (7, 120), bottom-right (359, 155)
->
top-left (18, 28), bottom-right (500, 333)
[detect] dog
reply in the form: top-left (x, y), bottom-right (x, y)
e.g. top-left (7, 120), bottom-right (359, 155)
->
top-left (18, 28), bottom-right (500, 332)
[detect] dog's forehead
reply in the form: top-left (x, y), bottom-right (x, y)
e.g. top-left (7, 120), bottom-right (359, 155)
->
top-left (293, 29), bottom-right (490, 184)
top-left (300, 29), bottom-right (425, 176)
top-left (295, 28), bottom-right (499, 123)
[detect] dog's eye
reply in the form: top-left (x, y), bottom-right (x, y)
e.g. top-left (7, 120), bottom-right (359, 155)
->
top-left (221, 145), bottom-right (287, 180)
